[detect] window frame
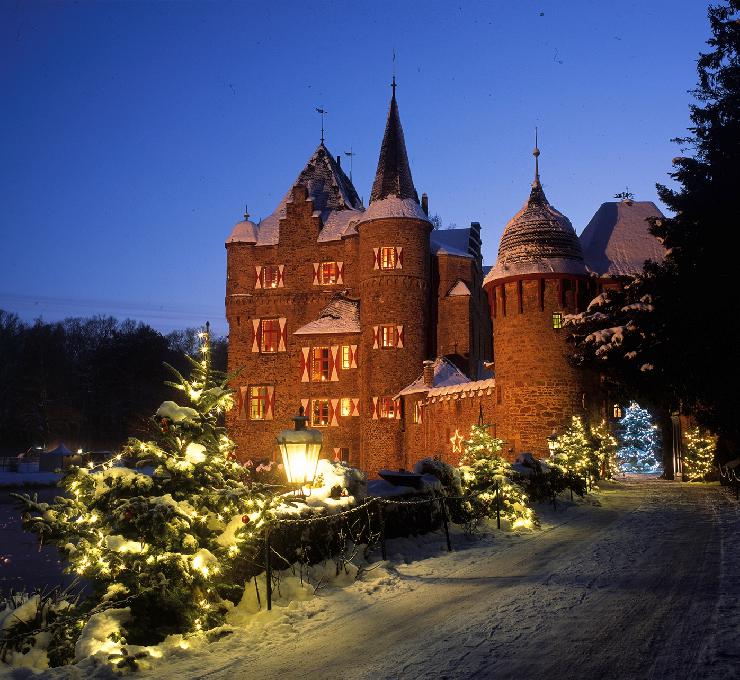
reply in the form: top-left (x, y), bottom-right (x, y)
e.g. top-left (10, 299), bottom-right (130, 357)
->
top-left (380, 325), bottom-right (397, 349)
top-left (380, 247), bottom-right (397, 270)
top-left (341, 345), bottom-right (351, 370)
top-left (340, 397), bottom-right (352, 417)
top-left (249, 385), bottom-right (269, 420)
top-left (552, 312), bottom-right (563, 330)
top-left (312, 399), bottom-right (330, 427)
top-left (311, 346), bottom-right (331, 382)
top-left (379, 396), bottom-right (397, 419)
top-left (261, 264), bottom-right (280, 289)
top-left (261, 318), bottom-right (281, 353)
top-left (319, 261), bottom-right (339, 285)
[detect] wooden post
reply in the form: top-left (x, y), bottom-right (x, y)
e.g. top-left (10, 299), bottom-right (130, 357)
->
top-left (379, 501), bottom-right (387, 561)
top-left (439, 496), bottom-right (452, 552)
top-left (265, 525), bottom-right (272, 611)
top-left (495, 479), bottom-right (501, 530)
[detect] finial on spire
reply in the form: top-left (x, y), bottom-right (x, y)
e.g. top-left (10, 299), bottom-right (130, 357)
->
top-left (533, 127), bottom-right (541, 185)
top-left (391, 48), bottom-right (397, 98)
top-left (316, 107), bottom-right (327, 144)
top-left (244, 204), bottom-right (249, 221)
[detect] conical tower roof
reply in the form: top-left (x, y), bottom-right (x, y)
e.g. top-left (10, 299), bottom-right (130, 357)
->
top-left (358, 81), bottom-right (429, 225)
top-left (484, 145), bottom-right (586, 284)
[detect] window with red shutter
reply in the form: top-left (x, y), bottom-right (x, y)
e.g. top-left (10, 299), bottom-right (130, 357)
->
top-left (311, 399), bottom-right (330, 427)
top-left (260, 319), bottom-right (280, 353)
top-left (261, 265), bottom-right (280, 289)
top-left (318, 261), bottom-right (338, 284)
top-left (379, 396), bottom-right (397, 419)
top-left (380, 247), bottom-right (397, 270)
top-left (249, 386), bottom-right (270, 420)
top-left (380, 325), bottom-right (396, 349)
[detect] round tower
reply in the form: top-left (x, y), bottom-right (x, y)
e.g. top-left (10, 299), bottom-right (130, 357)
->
top-left (483, 144), bottom-right (595, 460)
top-left (357, 82), bottom-right (431, 476)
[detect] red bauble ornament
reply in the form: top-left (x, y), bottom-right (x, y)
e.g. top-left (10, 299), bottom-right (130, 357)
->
top-left (241, 514), bottom-right (250, 524)
top-left (124, 510), bottom-right (134, 520)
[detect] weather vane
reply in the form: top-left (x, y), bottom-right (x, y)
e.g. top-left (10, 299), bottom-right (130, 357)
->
top-left (316, 107), bottom-right (327, 144)
top-left (344, 147), bottom-right (356, 182)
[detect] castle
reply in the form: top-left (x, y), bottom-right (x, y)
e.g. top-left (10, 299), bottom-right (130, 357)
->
top-left (225, 85), bottom-right (664, 477)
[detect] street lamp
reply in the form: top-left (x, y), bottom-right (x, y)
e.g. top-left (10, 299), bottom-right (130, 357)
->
top-left (547, 431), bottom-right (558, 456)
top-left (276, 406), bottom-right (323, 496)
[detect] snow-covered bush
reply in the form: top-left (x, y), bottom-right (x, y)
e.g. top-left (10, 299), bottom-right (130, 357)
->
top-left (413, 457), bottom-right (462, 496)
top-left (0, 586), bottom-right (81, 669)
top-left (455, 425), bottom-right (536, 530)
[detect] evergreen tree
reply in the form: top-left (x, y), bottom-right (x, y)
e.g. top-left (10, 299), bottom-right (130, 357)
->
top-left (458, 425), bottom-right (535, 529)
top-left (617, 402), bottom-right (661, 473)
top-left (550, 416), bottom-right (596, 476)
top-left (591, 419), bottom-right (620, 479)
top-left (683, 426), bottom-right (717, 481)
top-left (566, 1), bottom-right (740, 461)
top-left (14, 327), bottom-right (278, 646)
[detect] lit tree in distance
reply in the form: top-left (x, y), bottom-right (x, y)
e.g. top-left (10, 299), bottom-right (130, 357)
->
top-left (550, 416), bottom-right (596, 476)
top-left (617, 402), bottom-right (661, 473)
top-left (591, 419), bottom-right (619, 479)
top-left (683, 426), bottom-right (717, 481)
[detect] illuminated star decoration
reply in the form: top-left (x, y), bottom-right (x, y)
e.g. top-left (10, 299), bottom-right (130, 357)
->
top-left (450, 429), bottom-right (464, 454)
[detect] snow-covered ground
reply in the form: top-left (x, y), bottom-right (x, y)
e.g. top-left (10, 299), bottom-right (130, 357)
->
top-left (4, 478), bottom-right (739, 680)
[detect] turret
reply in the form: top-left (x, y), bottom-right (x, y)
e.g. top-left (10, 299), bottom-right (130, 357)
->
top-left (356, 80), bottom-right (431, 475)
top-left (483, 141), bottom-right (595, 459)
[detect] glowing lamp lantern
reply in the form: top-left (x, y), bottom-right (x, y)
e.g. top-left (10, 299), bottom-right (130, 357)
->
top-left (547, 431), bottom-right (558, 455)
top-left (277, 407), bottom-right (322, 492)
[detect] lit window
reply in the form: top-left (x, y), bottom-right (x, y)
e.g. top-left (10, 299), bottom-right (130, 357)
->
top-left (413, 401), bottom-right (422, 424)
top-left (380, 247), bottom-right (397, 270)
top-left (249, 386), bottom-right (269, 420)
top-left (340, 397), bottom-right (352, 417)
top-left (613, 404), bottom-right (623, 419)
top-left (380, 325), bottom-right (397, 348)
top-left (261, 318), bottom-right (280, 353)
top-left (341, 345), bottom-right (351, 370)
top-left (312, 399), bottom-right (330, 427)
top-left (312, 347), bottom-right (330, 381)
top-left (379, 397), bottom-right (397, 419)
top-left (319, 261), bottom-right (338, 284)
top-left (552, 312), bottom-right (563, 329)
top-left (261, 265), bottom-right (280, 289)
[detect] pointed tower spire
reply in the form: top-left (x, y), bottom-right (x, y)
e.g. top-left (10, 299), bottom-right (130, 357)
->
top-left (369, 81), bottom-right (419, 204)
top-left (533, 127), bottom-right (541, 187)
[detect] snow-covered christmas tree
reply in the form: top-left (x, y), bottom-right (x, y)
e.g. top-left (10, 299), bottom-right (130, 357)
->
top-left (549, 416), bottom-right (596, 476)
top-left (616, 402), bottom-right (661, 473)
top-left (14, 325), bottom-right (279, 649)
top-left (682, 426), bottom-right (716, 481)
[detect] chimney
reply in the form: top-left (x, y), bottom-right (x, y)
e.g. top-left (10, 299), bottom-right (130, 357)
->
top-left (421, 192), bottom-right (429, 216)
top-left (336, 155), bottom-right (341, 167)
top-left (423, 359), bottom-right (435, 388)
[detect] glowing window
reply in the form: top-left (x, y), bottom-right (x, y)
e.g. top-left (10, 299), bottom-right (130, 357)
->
top-left (613, 404), bottom-right (623, 419)
top-left (341, 345), bottom-right (351, 369)
top-left (379, 397), bottom-right (397, 419)
top-left (312, 347), bottom-right (330, 381)
top-left (261, 265), bottom-right (280, 289)
top-left (552, 312), bottom-right (563, 330)
top-left (312, 399), bottom-right (330, 427)
top-left (340, 398), bottom-right (352, 417)
top-left (380, 247), bottom-right (397, 270)
top-left (380, 325), bottom-right (397, 348)
top-left (319, 261), bottom-right (338, 284)
top-left (249, 386), bottom-right (269, 420)
top-left (413, 401), bottom-right (422, 424)
top-left (261, 319), bottom-right (280, 353)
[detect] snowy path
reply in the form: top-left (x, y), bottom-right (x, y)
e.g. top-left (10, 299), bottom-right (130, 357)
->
top-left (20, 478), bottom-right (738, 680)
top-left (189, 479), bottom-right (739, 680)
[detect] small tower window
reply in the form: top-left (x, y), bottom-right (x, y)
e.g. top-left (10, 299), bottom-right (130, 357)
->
top-left (552, 312), bottom-right (563, 329)
top-left (613, 404), bottom-right (623, 419)
top-left (261, 318), bottom-right (280, 353)
top-left (340, 398), bottom-right (352, 417)
top-left (380, 325), bottom-right (397, 348)
top-left (413, 401), bottom-right (423, 424)
top-left (380, 247), bottom-right (397, 270)
top-left (261, 265), bottom-right (280, 289)
top-left (379, 397), bottom-right (397, 419)
top-left (341, 345), bottom-right (351, 369)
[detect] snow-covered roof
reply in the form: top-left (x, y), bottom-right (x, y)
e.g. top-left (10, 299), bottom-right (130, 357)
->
top-left (293, 293), bottom-right (361, 335)
top-left (446, 280), bottom-right (471, 296)
top-left (485, 157), bottom-right (586, 284)
top-left (356, 196), bottom-right (429, 226)
top-left (431, 228), bottom-right (474, 258)
top-left (226, 218), bottom-right (258, 245)
top-left (579, 200), bottom-right (665, 277)
top-left (424, 377), bottom-right (496, 400)
top-left (250, 143), bottom-right (364, 247)
top-left (396, 357), bottom-right (471, 397)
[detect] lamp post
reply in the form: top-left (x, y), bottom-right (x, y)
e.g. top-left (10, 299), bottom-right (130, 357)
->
top-left (547, 431), bottom-right (558, 456)
top-left (276, 406), bottom-right (323, 498)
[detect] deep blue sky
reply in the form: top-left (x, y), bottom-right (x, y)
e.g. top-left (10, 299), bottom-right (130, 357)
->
top-left (0, 1), bottom-right (709, 335)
